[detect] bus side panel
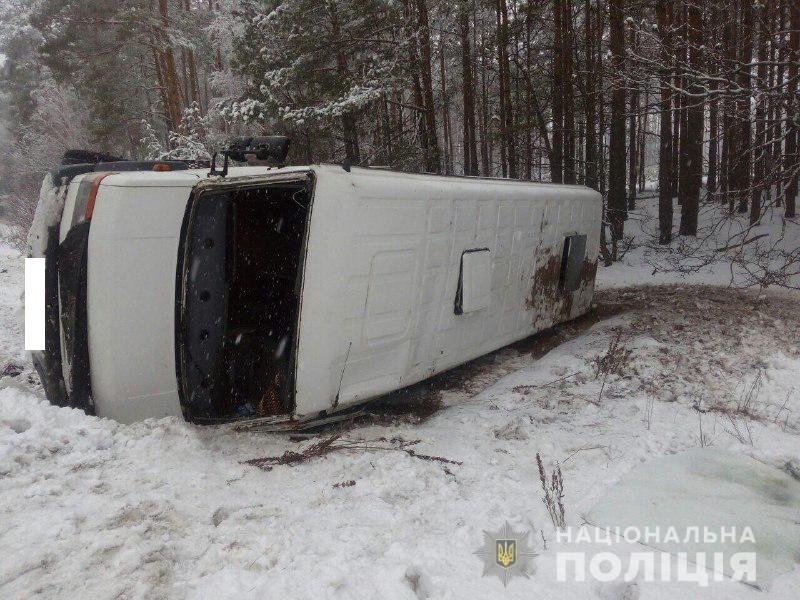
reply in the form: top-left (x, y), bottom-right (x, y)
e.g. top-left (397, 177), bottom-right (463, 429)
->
top-left (86, 185), bottom-right (189, 423)
top-left (292, 174), bottom-right (357, 416)
top-left (293, 170), bottom-right (601, 418)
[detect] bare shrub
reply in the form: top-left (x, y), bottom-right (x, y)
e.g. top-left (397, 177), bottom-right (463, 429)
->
top-left (696, 411), bottom-right (715, 448)
top-left (591, 330), bottom-right (633, 403)
top-left (730, 371), bottom-right (764, 419)
top-left (1, 79), bottom-right (91, 249)
top-left (592, 331), bottom-right (632, 378)
top-left (633, 197), bottom-right (800, 291)
top-left (723, 412), bottom-right (754, 445)
top-left (2, 193), bottom-right (37, 250)
top-left (644, 396), bottom-right (655, 430)
top-left (536, 453), bottom-right (565, 529)
top-left (773, 391), bottom-right (794, 432)
top-left (708, 372), bottom-right (767, 445)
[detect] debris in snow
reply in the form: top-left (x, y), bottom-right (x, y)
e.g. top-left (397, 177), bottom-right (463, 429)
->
top-left (243, 434), bottom-right (462, 471)
top-left (493, 419), bottom-right (529, 441)
top-left (211, 507), bottom-right (229, 527)
top-left (332, 480), bottom-right (356, 488)
top-left (1, 362), bottom-right (24, 377)
top-left (785, 460), bottom-right (800, 482)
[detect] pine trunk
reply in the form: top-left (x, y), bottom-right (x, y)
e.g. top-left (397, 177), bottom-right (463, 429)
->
top-left (772, 0), bottom-right (786, 206)
top-left (329, 2), bottom-right (360, 163)
top-left (551, 0), bottom-right (564, 183)
top-left (785, 0), bottom-right (799, 216)
top-left (720, 1), bottom-right (738, 209)
top-left (416, 0), bottom-right (441, 173)
top-left (157, 0), bottom-right (185, 131)
top-left (439, 41), bottom-right (453, 175)
top-left (678, 0), bottom-right (703, 236)
top-left (751, 1), bottom-right (768, 224)
top-left (583, 0), bottom-right (598, 190)
top-left (499, 0), bottom-right (516, 177)
top-left (736, 0), bottom-right (753, 214)
top-left (460, 9), bottom-right (478, 175)
top-left (656, 0), bottom-right (674, 244)
top-left (626, 15), bottom-right (637, 209)
top-left (562, 0), bottom-right (576, 183)
top-left (608, 0), bottom-right (627, 243)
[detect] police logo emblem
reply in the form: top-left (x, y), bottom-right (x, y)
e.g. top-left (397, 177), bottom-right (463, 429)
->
top-left (496, 539), bottom-right (516, 568)
top-left (474, 521), bottom-right (537, 587)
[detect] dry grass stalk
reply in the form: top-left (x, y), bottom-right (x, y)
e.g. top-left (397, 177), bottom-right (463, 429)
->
top-left (592, 330), bottom-right (632, 403)
top-left (536, 453), bottom-right (566, 529)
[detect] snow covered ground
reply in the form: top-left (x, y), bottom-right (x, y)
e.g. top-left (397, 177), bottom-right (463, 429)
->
top-left (1, 197), bottom-right (799, 599)
top-left (601, 190), bottom-right (800, 289)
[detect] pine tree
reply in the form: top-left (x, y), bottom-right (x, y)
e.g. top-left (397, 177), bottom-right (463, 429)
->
top-left (234, 0), bottom-right (406, 165)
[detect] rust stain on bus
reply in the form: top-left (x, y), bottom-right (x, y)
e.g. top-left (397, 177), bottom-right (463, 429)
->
top-left (525, 253), bottom-right (597, 327)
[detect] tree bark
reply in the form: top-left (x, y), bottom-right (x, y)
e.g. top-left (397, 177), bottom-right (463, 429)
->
top-left (562, 0), bottom-right (576, 183)
top-left (497, 0), bottom-right (516, 177)
top-left (735, 0), bottom-right (754, 214)
top-left (785, 0), bottom-right (799, 216)
top-left (182, 0), bottom-right (200, 110)
top-left (678, 0), bottom-right (703, 235)
top-left (156, 0), bottom-right (185, 131)
top-left (670, 3), bottom-right (684, 202)
top-left (751, 0), bottom-right (768, 224)
top-left (401, 0), bottom-right (429, 168)
top-left (479, 33), bottom-right (491, 176)
top-left (608, 0), bottom-right (627, 243)
top-left (439, 40), bottom-right (453, 174)
top-left (583, 0), bottom-right (598, 190)
top-left (626, 14), bottom-right (638, 211)
top-left (415, 0), bottom-right (441, 173)
top-left (637, 87), bottom-right (647, 192)
top-left (551, 0), bottom-right (564, 183)
top-left (772, 0), bottom-right (787, 206)
top-left (524, 2), bottom-right (534, 180)
top-left (596, 0), bottom-right (606, 195)
top-left (329, 2), bottom-right (360, 163)
top-left (720, 0), bottom-right (739, 209)
top-left (707, 89), bottom-right (719, 196)
top-left (460, 8), bottom-right (478, 175)
top-left (656, 0), bottom-right (674, 244)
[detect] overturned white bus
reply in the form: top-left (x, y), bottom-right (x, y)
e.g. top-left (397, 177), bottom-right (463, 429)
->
top-left (28, 147), bottom-right (601, 427)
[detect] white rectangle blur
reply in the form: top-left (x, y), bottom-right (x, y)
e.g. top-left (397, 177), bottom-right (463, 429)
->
top-left (25, 257), bottom-right (46, 350)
